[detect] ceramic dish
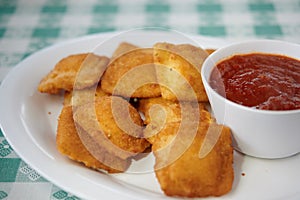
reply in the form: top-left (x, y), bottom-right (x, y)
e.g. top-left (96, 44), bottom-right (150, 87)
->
top-left (0, 31), bottom-right (299, 200)
top-left (201, 40), bottom-right (300, 159)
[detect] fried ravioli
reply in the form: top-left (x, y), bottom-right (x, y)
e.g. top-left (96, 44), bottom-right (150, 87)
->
top-left (73, 96), bottom-right (150, 161)
top-left (38, 53), bottom-right (109, 94)
top-left (40, 41), bottom-right (235, 197)
top-left (154, 43), bottom-right (209, 102)
top-left (56, 105), bottom-right (130, 173)
top-left (146, 110), bottom-right (233, 197)
top-left (101, 49), bottom-right (161, 98)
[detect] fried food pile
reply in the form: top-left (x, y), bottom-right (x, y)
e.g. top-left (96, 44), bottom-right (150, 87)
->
top-left (38, 41), bottom-right (234, 197)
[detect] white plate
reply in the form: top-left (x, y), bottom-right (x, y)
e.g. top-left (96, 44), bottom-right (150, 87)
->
top-left (0, 31), bottom-right (299, 200)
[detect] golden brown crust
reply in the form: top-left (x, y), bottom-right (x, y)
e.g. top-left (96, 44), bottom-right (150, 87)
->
top-left (94, 96), bottom-right (150, 153)
top-left (38, 53), bottom-right (109, 94)
top-left (56, 105), bottom-right (130, 173)
top-left (139, 97), bottom-right (207, 125)
top-left (73, 96), bottom-right (150, 160)
top-left (154, 124), bottom-right (233, 197)
top-left (146, 110), bottom-right (233, 197)
top-left (101, 48), bottom-right (161, 98)
top-left (154, 43), bottom-right (209, 102)
top-left (63, 84), bottom-right (109, 106)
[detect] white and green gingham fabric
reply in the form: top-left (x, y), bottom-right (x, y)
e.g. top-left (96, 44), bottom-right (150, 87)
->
top-left (0, 0), bottom-right (300, 199)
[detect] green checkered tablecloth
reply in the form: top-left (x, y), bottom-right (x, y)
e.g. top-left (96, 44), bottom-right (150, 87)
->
top-left (0, 0), bottom-right (299, 199)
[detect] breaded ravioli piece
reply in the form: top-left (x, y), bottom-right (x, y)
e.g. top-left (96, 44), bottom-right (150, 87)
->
top-left (145, 110), bottom-right (233, 197)
top-left (63, 84), bottom-right (109, 106)
top-left (73, 96), bottom-right (150, 162)
top-left (101, 48), bottom-right (161, 98)
top-left (154, 123), bottom-right (233, 197)
top-left (154, 43), bottom-right (209, 102)
top-left (38, 53), bottom-right (109, 94)
top-left (56, 105), bottom-right (130, 173)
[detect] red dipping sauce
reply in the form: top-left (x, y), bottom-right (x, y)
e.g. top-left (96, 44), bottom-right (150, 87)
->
top-left (209, 53), bottom-right (300, 110)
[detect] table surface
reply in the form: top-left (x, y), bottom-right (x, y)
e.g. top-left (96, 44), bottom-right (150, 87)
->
top-left (0, 0), bottom-right (300, 199)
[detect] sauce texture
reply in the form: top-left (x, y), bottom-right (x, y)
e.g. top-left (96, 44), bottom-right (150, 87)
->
top-left (210, 53), bottom-right (300, 110)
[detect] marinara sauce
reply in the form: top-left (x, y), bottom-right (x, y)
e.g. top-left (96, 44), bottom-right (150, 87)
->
top-left (209, 53), bottom-right (300, 110)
